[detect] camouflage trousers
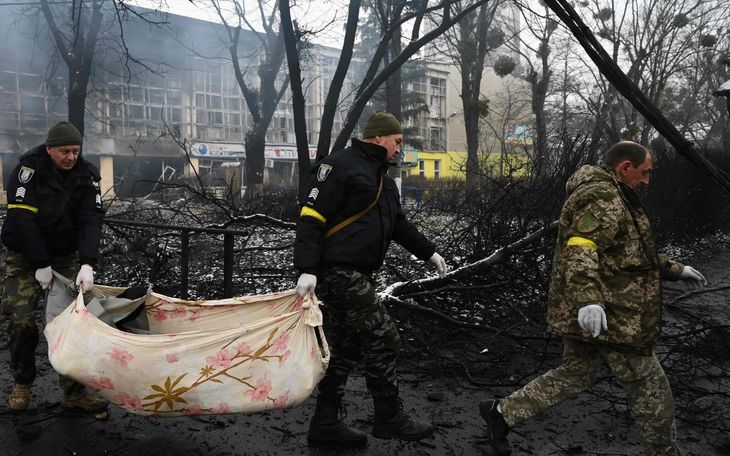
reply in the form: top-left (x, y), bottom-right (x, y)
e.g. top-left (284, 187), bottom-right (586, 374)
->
top-left (2, 251), bottom-right (86, 399)
top-left (500, 338), bottom-right (682, 456)
top-left (315, 266), bottom-right (401, 401)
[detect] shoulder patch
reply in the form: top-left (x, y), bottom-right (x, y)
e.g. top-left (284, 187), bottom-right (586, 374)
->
top-left (317, 164), bottom-right (333, 182)
top-left (15, 187), bottom-right (26, 201)
top-left (576, 213), bottom-right (600, 233)
top-left (18, 166), bottom-right (34, 184)
top-left (307, 188), bottom-right (320, 201)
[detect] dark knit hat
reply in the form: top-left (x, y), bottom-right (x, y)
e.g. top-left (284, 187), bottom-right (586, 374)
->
top-left (46, 121), bottom-right (83, 147)
top-left (363, 111), bottom-right (403, 138)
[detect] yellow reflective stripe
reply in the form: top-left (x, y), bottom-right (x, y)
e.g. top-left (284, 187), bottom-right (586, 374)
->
top-left (567, 236), bottom-right (597, 250)
top-left (7, 203), bottom-right (38, 213)
top-left (300, 206), bottom-right (327, 223)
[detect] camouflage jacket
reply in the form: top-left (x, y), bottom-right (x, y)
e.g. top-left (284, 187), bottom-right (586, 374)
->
top-left (546, 164), bottom-right (684, 350)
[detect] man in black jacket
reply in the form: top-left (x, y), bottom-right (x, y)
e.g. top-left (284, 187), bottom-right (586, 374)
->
top-left (2, 121), bottom-right (107, 414)
top-left (294, 111), bottom-right (447, 447)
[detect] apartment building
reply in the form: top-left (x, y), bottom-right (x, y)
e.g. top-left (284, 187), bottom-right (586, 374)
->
top-left (0, 3), bottom-right (528, 201)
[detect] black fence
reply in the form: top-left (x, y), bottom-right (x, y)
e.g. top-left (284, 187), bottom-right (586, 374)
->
top-left (103, 219), bottom-right (250, 299)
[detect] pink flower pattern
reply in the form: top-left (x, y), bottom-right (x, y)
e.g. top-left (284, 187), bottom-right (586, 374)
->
top-left (86, 375), bottom-right (114, 391)
top-left (182, 405), bottom-right (202, 416)
top-left (171, 307), bottom-right (187, 318)
top-left (114, 393), bottom-right (143, 411)
top-left (206, 349), bottom-right (234, 369)
top-left (49, 335), bottom-right (64, 356)
top-left (245, 377), bottom-right (272, 403)
top-left (236, 342), bottom-right (252, 355)
top-left (79, 308), bottom-right (91, 321)
top-left (212, 402), bottom-right (231, 414)
top-left (273, 391), bottom-right (290, 408)
top-left (272, 332), bottom-right (290, 353)
top-left (107, 347), bottom-right (134, 368)
top-left (53, 292), bottom-right (325, 416)
top-left (278, 349), bottom-right (291, 366)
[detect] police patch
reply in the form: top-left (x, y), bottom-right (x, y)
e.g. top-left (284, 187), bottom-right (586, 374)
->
top-left (308, 188), bottom-right (320, 201)
top-left (18, 166), bottom-right (34, 184)
top-left (317, 164), bottom-right (333, 182)
top-left (15, 187), bottom-right (26, 201)
top-left (576, 213), bottom-right (600, 233)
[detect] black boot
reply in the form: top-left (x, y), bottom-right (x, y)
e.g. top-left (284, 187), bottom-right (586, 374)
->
top-left (307, 396), bottom-right (367, 447)
top-left (478, 399), bottom-right (511, 456)
top-left (372, 395), bottom-right (433, 441)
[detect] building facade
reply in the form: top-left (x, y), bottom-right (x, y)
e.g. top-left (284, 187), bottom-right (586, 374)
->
top-left (0, 3), bottom-right (528, 202)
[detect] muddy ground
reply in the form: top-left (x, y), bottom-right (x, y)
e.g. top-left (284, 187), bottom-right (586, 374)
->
top-left (1, 246), bottom-right (729, 456)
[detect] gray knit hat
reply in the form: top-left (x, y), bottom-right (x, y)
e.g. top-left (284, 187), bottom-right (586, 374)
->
top-left (363, 111), bottom-right (403, 138)
top-left (46, 121), bottom-right (83, 147)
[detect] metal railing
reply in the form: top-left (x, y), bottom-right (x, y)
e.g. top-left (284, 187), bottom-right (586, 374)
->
top-left (104, 219), bottom-right (249, 299)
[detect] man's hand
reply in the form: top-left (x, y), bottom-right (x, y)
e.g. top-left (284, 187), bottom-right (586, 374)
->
top-left (577, 304), bottom-right (607, 338)
top-left (75, 264), bottom-right (94, 292)
top-left (679, 266), bottom-right (707, 289)
top-left (295, 273), bottom-right (317, 297)
top-left (429, 253), bottom-right (447, 278)
top-left (34, 266), bottom-right (53, 290)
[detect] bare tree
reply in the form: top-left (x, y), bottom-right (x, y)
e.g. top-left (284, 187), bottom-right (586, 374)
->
top-left (660, 20), bottom-right (730, 149)
top-left (575, 0), bottom-right (730, 144)
top-left (364, 0), bottom-right (411, 118)
top-left (279, 0), bottom-right (314, 203)
top-left (439, 1), bottom-right (503, 188)
top-left (211, 0), bottom-right (289, 195)
top-left (39, 0), bottom-right (166, 134)
top-left (500, 2), bottom-right (559, 170)
top-left (281, 0), bottom-right (491, 192)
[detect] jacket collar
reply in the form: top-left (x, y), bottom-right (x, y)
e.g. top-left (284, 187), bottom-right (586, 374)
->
top-left (600, 163), bottom-right (643, 207)
top-left (351, 137), bottom-right (388, 164)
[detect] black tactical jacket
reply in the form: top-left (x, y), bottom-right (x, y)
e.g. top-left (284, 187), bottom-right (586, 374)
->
top-left (1, 144), bottom-right (104, 268)
top-left (294, 138), bottom-right (435, 275)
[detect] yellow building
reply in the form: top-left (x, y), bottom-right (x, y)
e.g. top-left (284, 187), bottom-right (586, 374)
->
top-left (403, 150), bottom-right (530, 180)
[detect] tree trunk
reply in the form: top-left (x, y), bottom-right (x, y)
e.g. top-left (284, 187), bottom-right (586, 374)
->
top-left (41, 0), bottom-right (102, 138)
top-left (67, 72), bottom-right (88, 135)
top-left (331, 0), bottom-right (490, 152)
top-left (279, 0), bottom-right (310, 203)
top-left (245, 128), bottom-right (266, 196)
top-left (385, 23), bottom-right (402, 118)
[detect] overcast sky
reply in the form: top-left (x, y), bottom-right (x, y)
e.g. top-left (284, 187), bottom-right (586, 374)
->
top-left (130, 0), bottom-right (350, 48)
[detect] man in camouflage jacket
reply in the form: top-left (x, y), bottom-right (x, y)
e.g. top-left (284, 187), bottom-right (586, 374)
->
top-left (479, 141), bottom-right (707, 456)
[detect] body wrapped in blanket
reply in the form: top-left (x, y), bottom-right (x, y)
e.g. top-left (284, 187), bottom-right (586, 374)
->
top-left (44, 275), bottom-right (329, 416)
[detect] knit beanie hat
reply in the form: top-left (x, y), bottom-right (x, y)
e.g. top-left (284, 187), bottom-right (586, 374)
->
top-left (362, 111), bottom-right (403, 138)
top-left (46, 121), bottom-right (83, 147)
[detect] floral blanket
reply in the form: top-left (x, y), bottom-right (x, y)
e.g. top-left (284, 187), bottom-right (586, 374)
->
top-left (44, 283), bottom-right (328, 416)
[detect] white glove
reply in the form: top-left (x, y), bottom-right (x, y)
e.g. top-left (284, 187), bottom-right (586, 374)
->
top-left (295, 273), bottom-right (317, 297)
top-left (577, 304), bottom-right (607, 338)
top-left (429, 253), bottom-right (447, 278)
top-left (679, 266), bottom-right (706, 289)
top-left (34, 266), bottom-right (53, 290)
top-left (75, 264), bottom-right (94, 292)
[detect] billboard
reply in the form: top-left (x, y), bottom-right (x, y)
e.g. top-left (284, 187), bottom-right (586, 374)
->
top-left (190, 142), bottom-right (317, 160)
